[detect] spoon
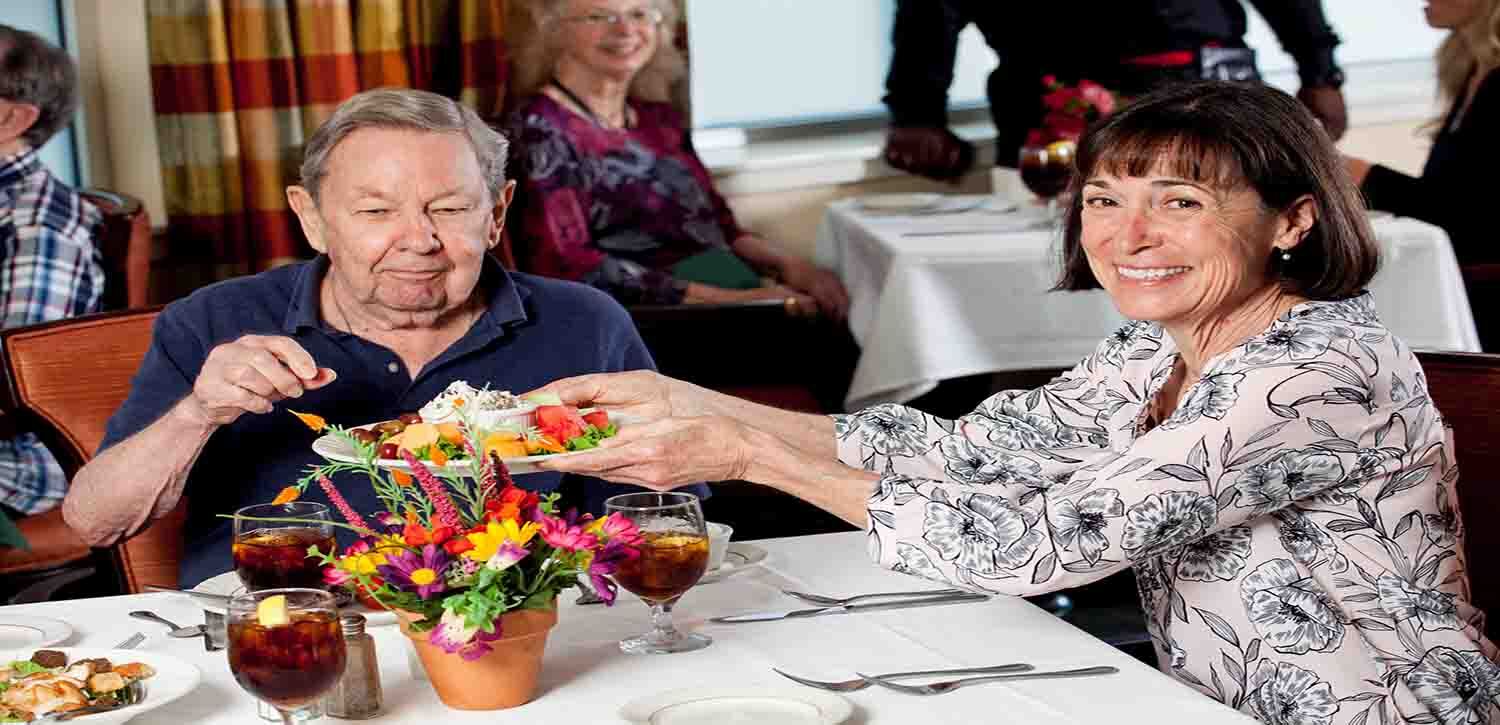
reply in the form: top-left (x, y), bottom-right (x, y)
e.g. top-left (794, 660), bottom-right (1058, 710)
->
top-left (129, 610), bottom-right (207, 638)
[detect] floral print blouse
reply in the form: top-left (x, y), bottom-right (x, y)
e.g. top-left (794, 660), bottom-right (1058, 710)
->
top-left (505, 94), bottom-right (745, 305)
top-left (835, 294), bottom-right (1497, 725)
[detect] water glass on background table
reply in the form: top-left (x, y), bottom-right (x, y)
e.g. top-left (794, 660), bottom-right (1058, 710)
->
top-left (605, 492), bottom-right (712, 654)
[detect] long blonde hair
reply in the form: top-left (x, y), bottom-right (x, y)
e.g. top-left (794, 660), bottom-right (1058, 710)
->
top-left (506, 0), bottom-right (686, 105)
top-left (1435, 0), bottom-right (1500, 108)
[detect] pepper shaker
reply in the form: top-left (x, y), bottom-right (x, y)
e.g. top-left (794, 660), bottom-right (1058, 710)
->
top-left (320, 613), bottom-right (382, 719)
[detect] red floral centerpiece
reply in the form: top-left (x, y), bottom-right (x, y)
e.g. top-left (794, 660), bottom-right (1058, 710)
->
top-left (1020, 76), bottom-right (1119, 210)
top-left (245, 405), bottom-right (642, 710)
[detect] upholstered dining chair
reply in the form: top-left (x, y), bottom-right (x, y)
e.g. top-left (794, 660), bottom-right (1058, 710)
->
top-left (0, 308), bottom-right (186, 599)
top-left (78, 189), bottom-right (153, 310)
top-left (1414, 350), bottom-right (1500, 638)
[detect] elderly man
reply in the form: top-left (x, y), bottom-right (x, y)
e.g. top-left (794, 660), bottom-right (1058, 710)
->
top-left (0, 24), bottom-right (104, 518)
top-left (62, 88), bottom-right (684, 586)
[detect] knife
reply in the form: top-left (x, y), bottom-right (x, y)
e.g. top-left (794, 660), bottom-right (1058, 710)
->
top-left (145, 585), bottom-right (230, 605)
top-left (710, 592), bottom-right (990, 623)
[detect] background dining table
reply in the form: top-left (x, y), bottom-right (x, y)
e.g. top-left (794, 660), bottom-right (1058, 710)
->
top-left (817, 195), bottom-right (1482, 410)
top-left (0, 531), bottom-right (1256, 724)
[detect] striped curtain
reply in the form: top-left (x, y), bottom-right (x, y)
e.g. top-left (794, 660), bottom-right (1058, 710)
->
top-left (147, 0), bottom-right (508, 274)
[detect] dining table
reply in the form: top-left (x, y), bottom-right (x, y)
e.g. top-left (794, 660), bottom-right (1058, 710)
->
top-left (816, 195), bottom-right (1483, 410)
top-left (0, 531), bottom-right (1256, 724)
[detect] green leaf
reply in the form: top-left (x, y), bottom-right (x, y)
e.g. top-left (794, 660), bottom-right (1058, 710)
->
top-left (8, 661), bottom-right (50, 677)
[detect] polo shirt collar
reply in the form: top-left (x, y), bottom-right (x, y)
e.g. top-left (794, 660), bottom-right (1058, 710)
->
top-left (0, 147), bottom-right (40, 193)
top-left (282, 254), bottom-right (529, 336)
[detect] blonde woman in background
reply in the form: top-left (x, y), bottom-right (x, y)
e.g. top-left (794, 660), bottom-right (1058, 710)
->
top-left (502, 0), bottom-right (848, 317)
top-left (1346, 0), bottom-right (1500, 265)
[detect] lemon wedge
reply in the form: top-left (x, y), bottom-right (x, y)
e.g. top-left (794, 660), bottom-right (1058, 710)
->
top-left (256, 594), bottom-right (290, 627)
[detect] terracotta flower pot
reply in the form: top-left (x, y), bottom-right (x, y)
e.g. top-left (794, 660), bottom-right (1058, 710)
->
top-left (397, 605), bottom-right (558, 710)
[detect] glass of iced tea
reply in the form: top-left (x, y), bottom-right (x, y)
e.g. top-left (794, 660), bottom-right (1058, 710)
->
top-left (228, 588), bottom-right (346, 725)
top-left (233, 502), bottom-right (336, 592)
top-left (1019, 139), bottom-right (1076, 223)
top-left (604, 491), bottom-right (712, 654)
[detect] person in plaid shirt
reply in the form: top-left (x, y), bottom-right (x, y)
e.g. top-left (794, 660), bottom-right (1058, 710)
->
top-left (0, 24), bottom-right (104, 517)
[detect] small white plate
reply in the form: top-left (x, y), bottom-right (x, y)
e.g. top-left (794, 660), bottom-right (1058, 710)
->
top-left (1367, 209), bottom-right (1394, 221)
top-left (0, 615), bottom-right (71, 648)
top-left (699, 543), bottom-right (768, 584)
top-left (311, 413), bottom-right (629, 476)
top-left (189, 571), bottom-right (399, 627)
top-left (0, 647), bottom-right (201, 724)
top-left (620, 685), bottom-right (853, 725)
top-left (855, 193), bottom-right (942, 213)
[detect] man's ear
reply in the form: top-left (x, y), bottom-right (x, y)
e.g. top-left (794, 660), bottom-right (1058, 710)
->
top-left (487, 179), bottom-right (518, 249)
top-left (0, 102), bottom-right (40, 149)
top-left (287, 185), bottom-right (329, 254)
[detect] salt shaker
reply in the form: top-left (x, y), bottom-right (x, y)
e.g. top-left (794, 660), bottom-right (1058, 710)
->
top-left (320, 613), bottom-right (382, 719)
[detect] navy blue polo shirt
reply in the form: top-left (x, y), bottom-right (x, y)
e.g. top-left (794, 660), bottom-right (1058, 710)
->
top-left (100, 255), bottom-right (699, 587)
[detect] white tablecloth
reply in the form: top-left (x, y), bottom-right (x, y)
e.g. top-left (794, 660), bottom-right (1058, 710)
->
top-left (0, 532), bottom-right (1252, 724)
top-left (817, 197), bottom-right (1482, 410)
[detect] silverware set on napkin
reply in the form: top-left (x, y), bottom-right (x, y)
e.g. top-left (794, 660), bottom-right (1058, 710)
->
top-left (775, 663), bottom-right (1119, 696)
top-left (709, 587), bottom-right (989, 624)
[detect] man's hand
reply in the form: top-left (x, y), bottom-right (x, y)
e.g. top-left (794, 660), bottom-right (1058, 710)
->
top-left (883, 126), bottom-right (975, 181)
top-left (181, 334), bottom-right (336, 426)
top-left (1297, 85), bottom-right (1348, 141)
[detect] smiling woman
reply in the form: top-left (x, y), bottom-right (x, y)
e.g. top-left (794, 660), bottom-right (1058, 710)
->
top-left (529, 82), bottom-right (1499, 725)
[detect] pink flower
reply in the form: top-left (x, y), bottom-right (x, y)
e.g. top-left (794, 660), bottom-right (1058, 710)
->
top-left (590, 512), bottom-right (643, 547)
top-left (398, 450), bottom-right (464, 529)
top-left (1078, 80), bottom-right (1116, 116)
top-left (484, 540), bottom-right (529, 572)
top-left (538, 513), bottom-right (598, 552)
top-left (318, 475), bottom-right (372, 533)
top-left (428, 609), bottom-right (504, 661)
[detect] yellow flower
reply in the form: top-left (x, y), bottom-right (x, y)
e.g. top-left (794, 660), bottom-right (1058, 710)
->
top-left (463, 519), bottom-right (539, 562)
top-left (340, 536), bottom-right (402, 574)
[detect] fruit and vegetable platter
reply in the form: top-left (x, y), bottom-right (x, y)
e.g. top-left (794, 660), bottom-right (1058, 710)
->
top-left (308, 381), bottom-right (621, 475)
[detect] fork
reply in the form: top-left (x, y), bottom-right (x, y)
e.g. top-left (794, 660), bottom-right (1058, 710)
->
top-left (774, 663), bottom-right (1033, 692)
top-left (781, 587), bottom-right (969, 607)
top-left (41, 679), bottom-right (145, 721)
top-left (857, 665), bottom-right (1119, 695)
top-left (113, 632), bottom-right (146, 650)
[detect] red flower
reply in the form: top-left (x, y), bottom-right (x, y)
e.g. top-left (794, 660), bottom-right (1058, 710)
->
top-left (443, 537), bottom-right (475, 556)
top-left (484, 485), bottom-right (539, 523)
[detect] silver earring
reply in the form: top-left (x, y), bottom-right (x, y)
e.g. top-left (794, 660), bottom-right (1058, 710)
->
top-left (1279, 249), bottom-right (1292, 262)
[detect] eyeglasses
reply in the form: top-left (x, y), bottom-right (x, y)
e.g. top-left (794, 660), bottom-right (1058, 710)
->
top-left (564, 7), bottom-right (665, 27)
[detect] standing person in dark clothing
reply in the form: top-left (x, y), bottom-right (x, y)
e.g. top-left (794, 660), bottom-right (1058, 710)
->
top-left (1346, 0), bottom-right (1499, 266)
top-left (882, 0), bottom-right (1349, 177)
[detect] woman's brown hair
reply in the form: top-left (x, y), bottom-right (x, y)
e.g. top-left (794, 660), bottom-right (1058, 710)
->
top-left (1055, 81), bottom-right (1379, 300)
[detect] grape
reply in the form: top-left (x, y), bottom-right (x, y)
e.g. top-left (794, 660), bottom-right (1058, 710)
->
top-left (378, 443), bottom-right (399, 460)
top-left (398, 412), bottom-right (423, 425)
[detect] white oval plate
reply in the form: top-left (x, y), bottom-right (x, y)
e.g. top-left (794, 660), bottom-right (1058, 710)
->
top-left (0, 615), bottom-right (72, 648)
top-left (699, 543), bottom-right (768, 585)
top-left (1367, 209), bottom-right (1394, 221)
top-left (311, 413), bottom-right (628, 476)
top-left (620, 686), bottom-right (853, 725)
top-left (0, 647), bottom-right (201, 724)
top-left (189, 571), bottom-right (398, 627)
top-left (855, 193), bottom-right (942, 213)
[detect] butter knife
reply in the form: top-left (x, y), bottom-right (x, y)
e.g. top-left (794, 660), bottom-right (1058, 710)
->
top-left (145, 585), bottom-right (230, 605)
top-left (710, 592), bottom-right (989, 623)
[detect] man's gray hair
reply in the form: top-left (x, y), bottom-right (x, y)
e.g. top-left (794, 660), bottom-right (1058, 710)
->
top-left (0, 24), bottom-right (79, 150)
top-left (300, 88), bottom-right (509, 203)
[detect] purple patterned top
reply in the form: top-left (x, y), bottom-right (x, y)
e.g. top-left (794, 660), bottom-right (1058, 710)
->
top-left (505, 94), bottom-right (745, 305)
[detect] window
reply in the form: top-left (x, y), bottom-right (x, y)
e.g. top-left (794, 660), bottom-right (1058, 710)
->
top-left (6, 0), bottom-right (80, 186)
top-left (686, 0), bottom-right (1444, 133)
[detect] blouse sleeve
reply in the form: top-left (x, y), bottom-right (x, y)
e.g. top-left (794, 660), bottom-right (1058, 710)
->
top-left (510, 112), bottom-right (688, 305)
top-left (848, 320), bottom-right (1427, 597)
top-left (665, 105), bottom-right (744, 244)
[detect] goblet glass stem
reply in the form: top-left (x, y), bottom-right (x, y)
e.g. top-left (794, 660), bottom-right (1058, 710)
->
top-left (620, 597), bottom-right (712, 655)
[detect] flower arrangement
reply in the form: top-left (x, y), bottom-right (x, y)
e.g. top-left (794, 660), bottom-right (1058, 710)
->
top-left (1026, 75), bottom-right (1118, 146)
top-left (261, 409), bottom-right (642, 661)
